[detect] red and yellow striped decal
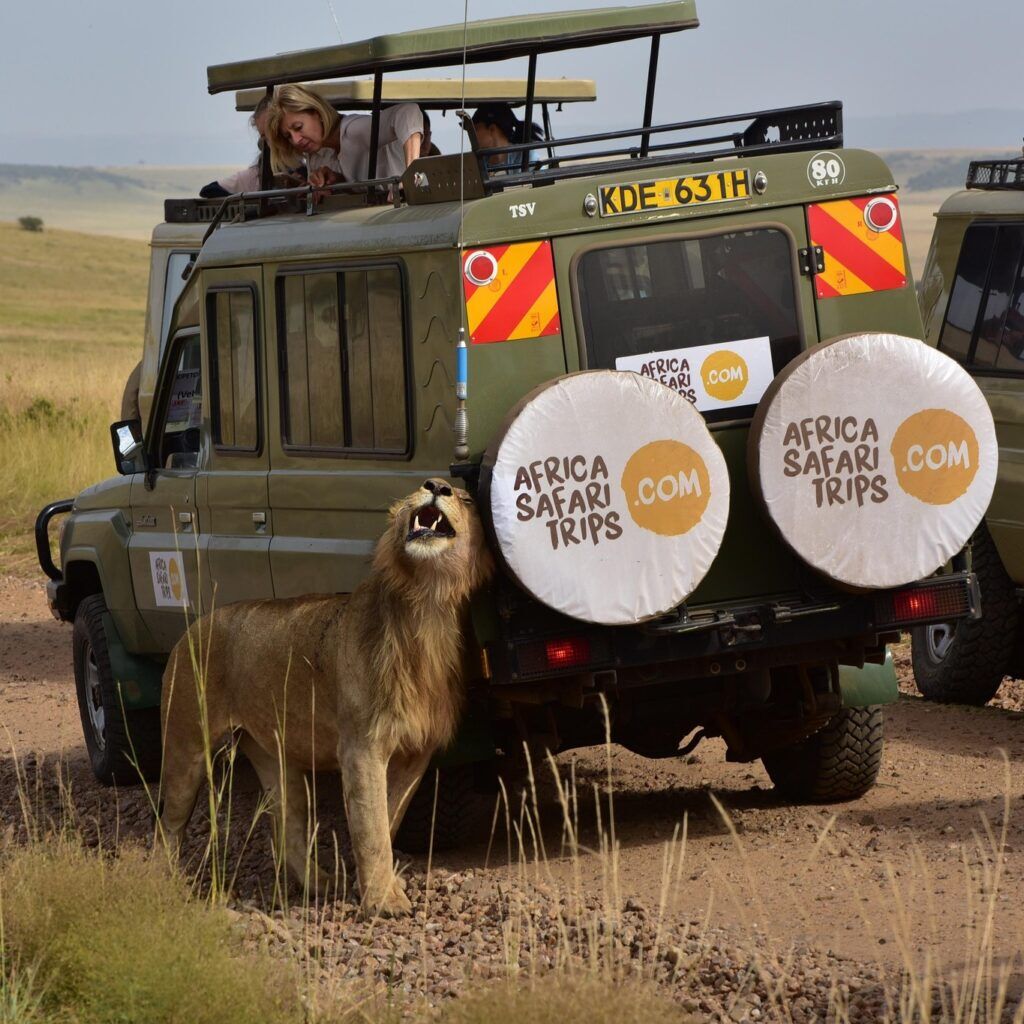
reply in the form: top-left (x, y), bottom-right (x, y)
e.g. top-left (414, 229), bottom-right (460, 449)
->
top-left (807, 194), bottom-right (907, 299)
top-left (463, 241), bottom-right (561, 345)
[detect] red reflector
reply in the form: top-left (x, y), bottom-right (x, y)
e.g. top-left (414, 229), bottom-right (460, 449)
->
top-left (545, 637), bottom-right (591, 670)
top-left (864, 196), bottom-right (898, 233)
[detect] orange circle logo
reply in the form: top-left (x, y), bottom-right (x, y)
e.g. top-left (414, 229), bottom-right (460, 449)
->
top-left (701, 349), bottom-right (748, 402)
top-left (891, 409), bottom-right (979, 505)
top-left (620, 440), bottom-right (711, 536)
top-left (169, 558), bottom-right (183, 601)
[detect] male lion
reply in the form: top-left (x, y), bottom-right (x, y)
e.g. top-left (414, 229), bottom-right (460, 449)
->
top-left (158, 479), bottom-right (493, 917)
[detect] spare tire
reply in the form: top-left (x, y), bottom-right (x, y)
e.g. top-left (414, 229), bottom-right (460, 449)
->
top-left (481, 370), bottom-right (730, 625)
top-left (748, 333), bottom-right (997, 589)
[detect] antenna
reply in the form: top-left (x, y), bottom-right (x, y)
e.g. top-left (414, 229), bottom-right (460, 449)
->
top-left (324, 0), bottom-right (343, 41)
top-left (453, 0), bottom-right (472, 467)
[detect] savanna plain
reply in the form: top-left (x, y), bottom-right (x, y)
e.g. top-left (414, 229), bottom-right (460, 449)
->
top-left (1, 156), bottom-right (1023, 1024)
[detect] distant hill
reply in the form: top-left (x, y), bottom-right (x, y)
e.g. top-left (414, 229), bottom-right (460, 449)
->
top-left (0, 164), bottom-right (234, 239)
top-left (1, 148), bottom-right (1018, 246)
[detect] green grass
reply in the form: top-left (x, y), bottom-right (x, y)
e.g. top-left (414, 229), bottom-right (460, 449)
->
top-left (0, 842), bottom-right (317, 1024)
top-left (0, 221), bottom-right (147, 574)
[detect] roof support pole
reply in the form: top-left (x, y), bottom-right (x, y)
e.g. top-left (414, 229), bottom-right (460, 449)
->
top-left (367, 69), bottom-right (383, 180)
top-left (521, 52), bottom-right (537, 173)
top-left (640, 33), bottom-right (661, 159)
top-left (259, 84), bottom-right (274, 215)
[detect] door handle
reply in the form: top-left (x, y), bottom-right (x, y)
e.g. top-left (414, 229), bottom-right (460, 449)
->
top-left (177, 511), bottom-right (193, 530)
top-left (252, 511), bottom-right (267, 532)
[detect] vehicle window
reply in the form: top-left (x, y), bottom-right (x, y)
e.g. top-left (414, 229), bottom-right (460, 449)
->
top-left (208, 289), bottom-right (259, 451)
top-left (938, 223), bottom-right (1024, 374)
top-left (577, 230), bottom-right (801, 417)
top-left (972, 226), bottom-right (1024, 368)
top-left (278, 266), bottom-right (408, 454)
top-left (160, 252), bottom-right (197, 358)
top-left (996, 252), bottom-right (1024, 373)
top-left (157, 332), bottom-right (202, 470)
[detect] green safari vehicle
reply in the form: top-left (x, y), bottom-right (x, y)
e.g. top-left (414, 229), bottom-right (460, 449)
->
top-left (912, 153), bottom-right (1024, 705)
top-left (37, 2), bottom-right (986, 848)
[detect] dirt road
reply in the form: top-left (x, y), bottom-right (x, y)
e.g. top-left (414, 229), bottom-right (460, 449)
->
top-left (2, 574), bottom-right (1022, 1015)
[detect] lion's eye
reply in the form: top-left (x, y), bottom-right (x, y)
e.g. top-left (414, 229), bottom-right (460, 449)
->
top-left (458, 493), bottom-right (475, 505)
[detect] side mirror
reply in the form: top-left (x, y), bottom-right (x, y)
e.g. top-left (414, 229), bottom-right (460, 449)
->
top-left (110, 419), bottom-right (147, 475)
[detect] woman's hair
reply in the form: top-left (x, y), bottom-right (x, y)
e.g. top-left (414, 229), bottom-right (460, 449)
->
top-left (266, 84), bottom-right (341, 173)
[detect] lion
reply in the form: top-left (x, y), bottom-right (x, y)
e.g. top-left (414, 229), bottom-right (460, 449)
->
top-left (157, 479), bottom-right (493, 917)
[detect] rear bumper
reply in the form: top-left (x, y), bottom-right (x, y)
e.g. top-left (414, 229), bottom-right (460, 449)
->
top-left (490, 570), bottom-right (978, 687)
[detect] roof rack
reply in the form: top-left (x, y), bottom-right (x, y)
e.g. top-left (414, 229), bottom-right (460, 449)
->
top-left (458, 100), bottom-right (843, 188)
top-left (966, 158), bottom-right (1024, 190)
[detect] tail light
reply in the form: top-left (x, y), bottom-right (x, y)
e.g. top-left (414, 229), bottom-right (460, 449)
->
top-left (875, 575), bottom-right (978, 628)
top-left (514, 633), bottom-right (610, 678)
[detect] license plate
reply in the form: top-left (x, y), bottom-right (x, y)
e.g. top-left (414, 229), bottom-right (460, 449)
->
top-left (598, 168), bottom-right (751, 218)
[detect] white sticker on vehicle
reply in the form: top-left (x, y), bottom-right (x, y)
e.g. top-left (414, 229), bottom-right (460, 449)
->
top-left (615, 336), bottom-right (775, 413)
top-left (167, 369), bottom-right (201, 430)
top-left (150, 551), bottom-right (190, 608)
top-left (807, 152), bottom-right (846, 189)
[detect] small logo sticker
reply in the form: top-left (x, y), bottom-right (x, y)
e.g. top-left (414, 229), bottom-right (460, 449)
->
top-left (150, 551), bottom-right (190, 608)
top-left (807, 152), bottom-right (846, 189)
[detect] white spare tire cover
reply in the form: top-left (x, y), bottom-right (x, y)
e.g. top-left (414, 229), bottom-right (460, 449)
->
top-left (483, 371), bottom-right (730, 625)
top-left (749, 333), bottom-right (997, 589)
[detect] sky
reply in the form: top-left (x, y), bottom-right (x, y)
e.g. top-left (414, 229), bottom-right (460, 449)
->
top-left (3, 0), bottom-right (1022, 167)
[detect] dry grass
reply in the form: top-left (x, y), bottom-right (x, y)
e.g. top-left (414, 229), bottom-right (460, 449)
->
top-left (0, 221), bottom-right (145, 574)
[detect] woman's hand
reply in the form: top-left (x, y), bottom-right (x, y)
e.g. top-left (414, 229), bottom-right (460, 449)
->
top-left (308, 166), bottom-right (339, 202)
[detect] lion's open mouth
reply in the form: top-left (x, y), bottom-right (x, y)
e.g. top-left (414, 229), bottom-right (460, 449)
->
top-left (407, 503), bottom-right (456, 543)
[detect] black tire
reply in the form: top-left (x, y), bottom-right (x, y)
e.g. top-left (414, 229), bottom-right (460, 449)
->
top-left (761, 705), bottom-right (883, 803)
top-left (910, 525), bottom-right (1018, 706)
top-left (394, 763), bottom-right (494, 854)
top-left (72, 594), bottom-right (162, 786)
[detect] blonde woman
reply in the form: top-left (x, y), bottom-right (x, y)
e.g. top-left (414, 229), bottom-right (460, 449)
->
top-left (267, 84), bottom-right (423, 189)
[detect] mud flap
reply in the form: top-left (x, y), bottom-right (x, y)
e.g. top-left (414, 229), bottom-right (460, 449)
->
top-left (839, 651), bottom-right (898, 708)
top-left (100, 611), bottom-right (166, 711)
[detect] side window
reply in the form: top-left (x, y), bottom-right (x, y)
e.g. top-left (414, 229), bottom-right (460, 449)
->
top-left (160, 252), bottom-right (198, 359)
top-left (156, 332), bottom-right (202, 470)
top-left (208, 288), bottom-right (260, 452)
top-left (278, 266), bottom-right (408, 454)
top-left (938, 223), bottom-right (1024, 375)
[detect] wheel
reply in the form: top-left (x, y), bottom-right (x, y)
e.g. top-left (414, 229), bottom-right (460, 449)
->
top-left (910, 524), bottom-right (1018, 705)
top-left (761, 705), bottom-right (883, 803)
top-left (394, 763), bottom-right (494, 854)
top-left (73, 595), bottom-right (162, 786)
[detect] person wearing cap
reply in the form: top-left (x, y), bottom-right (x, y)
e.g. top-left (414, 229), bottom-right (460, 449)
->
top-left (470, 103), bottom-right (544, 172)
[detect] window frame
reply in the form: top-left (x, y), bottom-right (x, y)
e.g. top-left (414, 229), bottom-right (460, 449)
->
top-left (145, 327), bottom-right (202, 473)
top-left (938, 219), bottom-right (1024, 379)
top-left (206, 284), bottom-right (264, 457)
top-left (568, 221), bottom-right (807, 428)
top-left (274, 260), bottom-right (413, 460)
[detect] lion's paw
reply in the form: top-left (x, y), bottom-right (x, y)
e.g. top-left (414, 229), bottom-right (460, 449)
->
top-left (362, 878), bottom-right (412, 919)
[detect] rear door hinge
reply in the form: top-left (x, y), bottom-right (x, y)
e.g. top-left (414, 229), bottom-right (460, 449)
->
top-left (799, 245), bottom-right (825, 277)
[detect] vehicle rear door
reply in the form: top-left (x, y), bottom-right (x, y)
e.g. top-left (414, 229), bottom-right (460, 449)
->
top-left (555, 199), bottom-right (821, 602)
